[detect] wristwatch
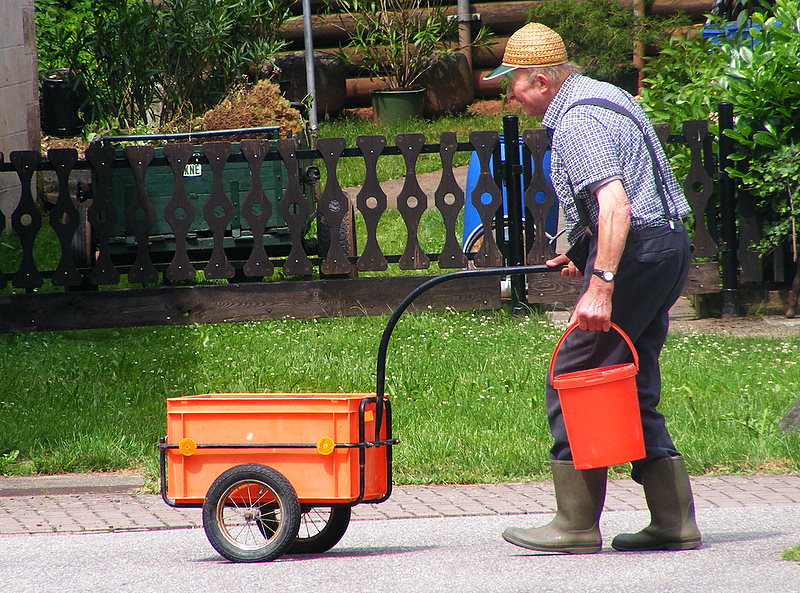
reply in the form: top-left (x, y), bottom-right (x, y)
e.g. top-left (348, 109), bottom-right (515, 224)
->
top-left (592, 269), bottom-right (615, 283)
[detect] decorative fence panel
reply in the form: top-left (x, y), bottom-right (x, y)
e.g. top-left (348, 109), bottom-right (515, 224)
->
top-left (0, 115), bottom-right (731, 333)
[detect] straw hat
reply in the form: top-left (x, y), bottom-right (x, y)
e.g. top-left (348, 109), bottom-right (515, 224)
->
top-left (483, 23), bottom-right (568, 80)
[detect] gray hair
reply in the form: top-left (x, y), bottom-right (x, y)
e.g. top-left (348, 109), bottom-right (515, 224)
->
top-left (522, 62), bottom-right (582, 85)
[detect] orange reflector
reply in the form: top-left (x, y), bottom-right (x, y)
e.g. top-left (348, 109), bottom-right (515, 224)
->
top-left (316, 436), bottom-right (335, 455)
top-left (178, 437), bottom-right (197, 456)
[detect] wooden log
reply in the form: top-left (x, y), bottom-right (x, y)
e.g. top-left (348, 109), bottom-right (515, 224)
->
top-left (525, 272), bottom-right (582, 304)
top-left (0, 262), bottom-right (720, 333)
top-left (474, 70), bottom-right (503, 97)
top-left (279, 1), bottom-right (713, 43)
top-left (346, 77), bottom-right (390, 106)
top-left (325, 40), bottom-right (505, 72)
top-left (683, 262), bottom-right (720, 295)
top-left (650, 0), bottom-right (714, 18)
top-left (472, 37), bottom-right (508, 69)
top-left (0, 276), bottom-right (500, 333)
top-left (280, 1), bottom-right (532, 43)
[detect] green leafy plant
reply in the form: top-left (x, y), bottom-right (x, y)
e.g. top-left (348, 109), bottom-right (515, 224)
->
top-left (718, 1), bottom-right (800, 314)
top-left (328, 0), bottom-right (493, 90)
top-left (155, 0), bottom-right (292, 121)
top-left (527, 0), bottom-right (690, 87)
top-left (639, 32), bottom-right (730, 132)
top-left (35, 0), bottom-right (292, 130)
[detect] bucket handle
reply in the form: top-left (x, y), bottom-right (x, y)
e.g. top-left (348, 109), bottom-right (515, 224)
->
top-left (548, 322), bottom-right (639, 384)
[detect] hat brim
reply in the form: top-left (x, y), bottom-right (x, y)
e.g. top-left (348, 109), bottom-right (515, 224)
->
top-left (483, 64), bottom-right (523, 81)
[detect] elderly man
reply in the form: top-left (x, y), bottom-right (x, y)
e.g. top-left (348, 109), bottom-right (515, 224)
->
top-left (484, 23), bottom-right (701, 554)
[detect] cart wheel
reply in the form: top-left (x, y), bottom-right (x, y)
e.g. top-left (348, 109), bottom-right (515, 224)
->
top-left (289, 506), bottom-right (352, 554)
top-left (202, 464), bottom-right (301, 563)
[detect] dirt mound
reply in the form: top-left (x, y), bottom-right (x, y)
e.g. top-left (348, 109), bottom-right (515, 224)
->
top-left (192, 80), bottom-right (303, 140)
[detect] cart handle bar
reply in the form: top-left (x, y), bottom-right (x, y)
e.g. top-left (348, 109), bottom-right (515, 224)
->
top-left (374, 264), bottom-right (564, 439)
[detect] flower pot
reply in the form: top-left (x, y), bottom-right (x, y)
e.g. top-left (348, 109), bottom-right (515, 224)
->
top-left (40, 68), bottom-right (85, 137)
top-left (370, 88), bottom-right (426, 125)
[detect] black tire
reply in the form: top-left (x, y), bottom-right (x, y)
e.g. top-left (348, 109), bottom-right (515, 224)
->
top-left (202, 464), bottom-right (301, 563)
top-left (288, 506), bottom-right (351, 554)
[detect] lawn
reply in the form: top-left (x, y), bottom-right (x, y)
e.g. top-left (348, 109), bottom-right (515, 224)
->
top-left (1, 310), bottom-right (798, 485)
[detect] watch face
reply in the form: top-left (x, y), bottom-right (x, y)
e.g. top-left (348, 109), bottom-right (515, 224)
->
top-left (602, 271), bottom-right (614, 282)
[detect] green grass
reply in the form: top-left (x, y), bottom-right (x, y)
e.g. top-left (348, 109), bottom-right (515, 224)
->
top-left (783, 545), bottom-right (800, 562)
top-left (1, 311), bottom-right (799, 485)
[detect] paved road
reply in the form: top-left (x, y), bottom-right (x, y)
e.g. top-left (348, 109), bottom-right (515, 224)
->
top-left (1, 474), bottom-right (798, 593)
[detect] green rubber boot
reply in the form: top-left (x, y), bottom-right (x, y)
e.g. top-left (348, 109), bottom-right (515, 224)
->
top-left (612, 456), bottom-right (701, 551)
top-left (502, 460), bottom-right (607, 554)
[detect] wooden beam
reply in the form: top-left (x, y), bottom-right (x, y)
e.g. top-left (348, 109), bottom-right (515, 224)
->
top-left (0, 275), bottom-right (500, 333)
top-left (683, 262), bottom-right (720, 295)
top-left (524, 262), bottom-right (720, 305)
top-left (0, 263), bottom-right (721, 333)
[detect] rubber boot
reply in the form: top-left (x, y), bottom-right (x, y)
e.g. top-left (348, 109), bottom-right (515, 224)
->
top-left (612, 456), bottom-right (701, 551)
top-left (502, 460), bottom-right (607, 554)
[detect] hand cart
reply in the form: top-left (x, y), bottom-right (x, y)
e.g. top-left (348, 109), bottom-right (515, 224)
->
top-left (159, 265), bottom-right (557, 562)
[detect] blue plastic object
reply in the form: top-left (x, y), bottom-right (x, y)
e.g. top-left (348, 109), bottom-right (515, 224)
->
top-left (701, 20), bottom-right (763, 45)
top-left (462, 136), bottom-right (558, 251)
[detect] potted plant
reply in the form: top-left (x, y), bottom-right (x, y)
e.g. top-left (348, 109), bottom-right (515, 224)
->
top-left (329, 0), bottom-right (492, 123)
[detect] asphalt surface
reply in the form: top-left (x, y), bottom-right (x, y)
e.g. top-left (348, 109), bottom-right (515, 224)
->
top-left (0, 472), bottom-right (798, 593)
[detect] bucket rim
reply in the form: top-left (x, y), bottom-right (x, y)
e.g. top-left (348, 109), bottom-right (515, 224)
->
top-left (551, 362), bottom-right (637, 389)
top-left (549, 322), bottom-right (639, 384)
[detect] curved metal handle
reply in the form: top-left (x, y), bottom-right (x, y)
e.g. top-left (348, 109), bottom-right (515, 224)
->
top-left (374, 264), bottom-right (563, 440)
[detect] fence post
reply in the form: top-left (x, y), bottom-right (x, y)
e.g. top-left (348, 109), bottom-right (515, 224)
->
top-left (718, 102), bottom-right (738, 316)
top-left (502, 115), bottom-right (527, 313)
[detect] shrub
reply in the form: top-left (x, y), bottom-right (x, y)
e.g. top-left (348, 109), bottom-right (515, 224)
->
top-left (35, 0), bottom-right (292, 130)
top-left (722, 1), bottom-right (800, 274)
top-left (641, 0), bottom-right (800, 303)
top-left (527, 0), bottom-right (690, 87)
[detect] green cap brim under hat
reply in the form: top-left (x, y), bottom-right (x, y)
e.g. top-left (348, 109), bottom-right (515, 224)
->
top-left (483, 64), bottom-right (523, 81)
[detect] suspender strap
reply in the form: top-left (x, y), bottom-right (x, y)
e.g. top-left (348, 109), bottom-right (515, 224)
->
top-left (558, 97), bottom-right (678, 229)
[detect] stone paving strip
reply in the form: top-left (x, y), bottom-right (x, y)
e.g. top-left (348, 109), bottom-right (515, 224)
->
top-left (0, 474), bottom-right (798, 536)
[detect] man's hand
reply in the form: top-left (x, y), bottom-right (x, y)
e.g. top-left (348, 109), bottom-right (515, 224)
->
top-left (573, 281), bottom-right (613, 332)
top-left (546, 253), bottom-right (582, 278)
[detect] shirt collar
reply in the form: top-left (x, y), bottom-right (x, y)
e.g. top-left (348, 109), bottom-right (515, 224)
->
top-left (542, 72), bottom-right (583, 131)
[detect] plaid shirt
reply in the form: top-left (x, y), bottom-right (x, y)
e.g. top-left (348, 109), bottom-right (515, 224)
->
top-left (542, 74), bottom-right (691, 244)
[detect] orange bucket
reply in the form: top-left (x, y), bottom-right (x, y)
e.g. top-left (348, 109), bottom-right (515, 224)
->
top-left (549, 323), bottom-right (645, 470)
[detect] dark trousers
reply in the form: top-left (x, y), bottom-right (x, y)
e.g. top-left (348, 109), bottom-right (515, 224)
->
top-left (546, 222), bottom-right (690, 482)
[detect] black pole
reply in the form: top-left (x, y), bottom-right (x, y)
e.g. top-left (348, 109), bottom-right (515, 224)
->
top-left (502, 116), bottom-right (527, 314)
top-left (718, 102), bottom-right (738, 316)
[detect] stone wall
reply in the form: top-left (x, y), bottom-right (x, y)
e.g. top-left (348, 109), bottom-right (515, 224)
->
top-left (0, 0), bottom-right (40, 228)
